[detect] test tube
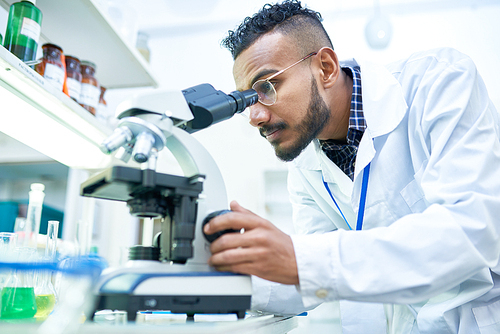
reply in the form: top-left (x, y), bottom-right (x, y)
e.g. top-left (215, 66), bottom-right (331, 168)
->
top-left (46, 221), bottom-right (59, 260)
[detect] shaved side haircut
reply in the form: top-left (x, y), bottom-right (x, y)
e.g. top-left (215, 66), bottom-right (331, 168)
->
top-left (222, 0), bottom-right (333, 60)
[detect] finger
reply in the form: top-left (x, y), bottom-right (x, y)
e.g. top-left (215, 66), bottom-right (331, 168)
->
top-left (204, 210), bottom-right (263, 235)
top-left (212, 263), bottom-right (255, 276)
top-left (229, 200), bottom-right (254, 214)
top-left (209, 228), bottom-right (267, 254)
top-left (208, 246), bottom-right (260, 267)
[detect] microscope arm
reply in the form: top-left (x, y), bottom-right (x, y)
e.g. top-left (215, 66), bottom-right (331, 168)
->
top-left (90, 84), bottom-right (258, 265)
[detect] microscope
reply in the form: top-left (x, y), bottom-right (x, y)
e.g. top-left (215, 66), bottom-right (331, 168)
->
top-left (80, 84), bottom-right (258, 320)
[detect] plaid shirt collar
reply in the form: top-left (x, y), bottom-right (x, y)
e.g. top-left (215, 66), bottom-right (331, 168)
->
top-left (319, 66), bottom-right (364, 179)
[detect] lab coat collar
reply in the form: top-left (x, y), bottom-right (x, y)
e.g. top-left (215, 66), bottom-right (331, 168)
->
top-left (290, 140), bottom-right (353, 197)
top-left (349, 58), bottom-right (409, 179)
top-left (355, 58), bottom-right (408, 139)
top-left (291, 58), bottom-right (408, 178)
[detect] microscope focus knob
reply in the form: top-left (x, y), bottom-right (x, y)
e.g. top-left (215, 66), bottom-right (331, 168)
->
top-left (202, 210), bottom-right (239, 243)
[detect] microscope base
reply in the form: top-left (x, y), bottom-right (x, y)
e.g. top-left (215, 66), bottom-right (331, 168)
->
top-left (92, 268), bottom-right (252, 321)
top-left (94, 293), bottom-right (250, 321)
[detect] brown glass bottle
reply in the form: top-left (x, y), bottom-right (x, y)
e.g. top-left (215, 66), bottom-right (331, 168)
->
top-left (65, 55), bottom-right (82, 102)
top-left (96, 86), bottom-right (108, 123)
top-left (79, 60), bottom-right (100, 115)
top-left (35, 43), bottom-right (65, 92)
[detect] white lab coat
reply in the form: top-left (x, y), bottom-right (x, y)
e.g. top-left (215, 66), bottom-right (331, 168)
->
top-left (252, 48), bottom-right (500, 334)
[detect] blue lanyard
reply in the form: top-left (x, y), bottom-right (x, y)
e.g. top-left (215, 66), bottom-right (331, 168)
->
top-left (322, 163), bottom-right (371, 231)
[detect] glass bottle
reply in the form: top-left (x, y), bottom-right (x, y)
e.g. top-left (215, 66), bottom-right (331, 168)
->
top-left (95, 86), bottom-right (108, 124)
top-left (65, 55), bottom-right (82, 103)
top-left (24, 183), bottom-right (45, 250)
top-left (3, 0), bottom-right (42, 62)
top-left (35, 43), bottom-right (65, 92)
top-left (34, 220), bottom-right (58, 320)
top-left (136, 32), bottom-right (150, 63)
top-left (80, 61), bottom-right (100, 115)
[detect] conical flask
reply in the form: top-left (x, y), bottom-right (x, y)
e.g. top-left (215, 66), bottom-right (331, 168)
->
top-left (34, 220), bottom-right (58, 320)
top-left (0, 247), bottom-right (37, 319)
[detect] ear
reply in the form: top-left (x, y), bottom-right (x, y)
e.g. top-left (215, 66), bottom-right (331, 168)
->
top-left (315, 47), bottom-right (339, 89)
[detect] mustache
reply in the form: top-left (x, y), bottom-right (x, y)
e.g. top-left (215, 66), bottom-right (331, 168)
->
top-left (259, 122), bottom-right (287, 138)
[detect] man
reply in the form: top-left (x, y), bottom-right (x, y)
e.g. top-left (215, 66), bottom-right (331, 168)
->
top-left (203, 1), bottom-right (500, 333)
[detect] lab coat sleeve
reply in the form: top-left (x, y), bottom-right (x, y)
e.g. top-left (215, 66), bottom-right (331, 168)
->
top-left (250, 166), bottom-right (331, 315)
top-left (249, 157), bottom-right (347, 315)
top-left (293, 50), bottom-right (500, 306)
top-left (250, 275), bottom-right (320, 315)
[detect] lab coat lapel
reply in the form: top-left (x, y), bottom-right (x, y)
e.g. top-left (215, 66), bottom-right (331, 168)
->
top-left (351, 59), bottom-right (408, 216)
top-left (292, 141), bottom-right (353, 198)
top-left (353, 58), bottom-right (408, 177)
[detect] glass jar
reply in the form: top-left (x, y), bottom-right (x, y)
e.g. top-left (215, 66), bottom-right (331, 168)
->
top-left (80, 61), bottom-right (100, 115)
top-left (3, 0), bottom-right (42, 62)
top-left (65, 55), bottom-right (82, 102)
top-left (35, 43), bottom-right (65, 92)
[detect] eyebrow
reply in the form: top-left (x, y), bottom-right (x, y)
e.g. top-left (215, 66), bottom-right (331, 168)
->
top-left (250, 69), bottom-right (279, 87)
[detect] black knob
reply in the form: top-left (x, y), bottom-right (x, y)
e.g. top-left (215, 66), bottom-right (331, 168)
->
top-left (128, 245), bottom-right (160, 261)
top-left (202, 210), bottom-right (239, 243)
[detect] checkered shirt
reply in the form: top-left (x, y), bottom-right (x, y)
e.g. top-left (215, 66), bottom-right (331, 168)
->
top-left (319, 66), bottom-right (364, 181)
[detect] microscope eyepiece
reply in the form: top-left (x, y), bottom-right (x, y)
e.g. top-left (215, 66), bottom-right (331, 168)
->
top-left (229, 89), bottom-right (259, 114)
top-left (182, 84), bottom-right (259, 133)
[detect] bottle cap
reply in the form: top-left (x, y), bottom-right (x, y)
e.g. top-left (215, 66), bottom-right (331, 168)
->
top-left (80, 60), bottom-right (97, 70)
top-left (30, 183), bottom-right (45, 192)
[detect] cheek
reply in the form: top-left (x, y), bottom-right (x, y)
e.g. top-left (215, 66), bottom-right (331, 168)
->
top-left (274, 82), bottom-right (310, 121)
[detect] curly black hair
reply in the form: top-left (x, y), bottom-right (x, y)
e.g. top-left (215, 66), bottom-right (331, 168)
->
top-left (222, 0), bottom-right (333, 60)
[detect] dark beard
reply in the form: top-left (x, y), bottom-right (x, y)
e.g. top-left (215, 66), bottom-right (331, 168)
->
top-left (261, 78), bottom-right (331, 162)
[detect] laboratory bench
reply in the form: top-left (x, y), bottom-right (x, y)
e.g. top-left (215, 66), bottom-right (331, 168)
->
top-left (0, 312), bottom-right (299, 334)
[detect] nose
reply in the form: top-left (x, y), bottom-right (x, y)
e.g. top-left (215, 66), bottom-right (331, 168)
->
top-left (248, 103), bottom-right (271, 127)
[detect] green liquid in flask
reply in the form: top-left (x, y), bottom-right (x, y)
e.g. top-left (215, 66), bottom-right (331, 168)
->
top-left (0, 287), bottom-right (37, 319)
top-left (34, 294), bottom-right (56, 319)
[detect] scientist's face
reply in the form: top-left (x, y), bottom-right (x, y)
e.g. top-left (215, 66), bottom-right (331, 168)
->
top-left (233, 33), bottom-right (331, 161)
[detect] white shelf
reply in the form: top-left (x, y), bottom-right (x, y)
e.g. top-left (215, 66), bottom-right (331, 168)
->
top-left (0, 0), bottom-right (159, 89)
top-left (0, 44), bottom-right (114, 169)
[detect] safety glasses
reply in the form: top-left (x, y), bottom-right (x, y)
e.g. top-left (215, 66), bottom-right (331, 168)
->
top-left (251, 51), bottom-right (317, 106)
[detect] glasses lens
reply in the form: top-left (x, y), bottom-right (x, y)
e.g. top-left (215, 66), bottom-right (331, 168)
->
top-left (252, 80), bottom-right (276, 106)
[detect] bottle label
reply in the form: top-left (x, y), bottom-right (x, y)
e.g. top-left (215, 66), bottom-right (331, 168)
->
top-left (80, 84), bottom-right (100, 108)
top-left (43, 63), bottom-right (65, 91)
top-left (66, 78), bottom-right (82, 100)
top-left (96, 103), bottom-right (109, 122)
top-left (21, 17), bottom-right (41, 41)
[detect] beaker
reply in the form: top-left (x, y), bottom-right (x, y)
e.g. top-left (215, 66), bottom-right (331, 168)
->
top-left (0, 247), bottom-right (37, 319)
top-left (34, 221), bottom-right (59, 320)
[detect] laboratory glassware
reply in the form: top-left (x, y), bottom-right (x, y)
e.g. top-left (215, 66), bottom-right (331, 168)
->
top-left (24, 183), bottom-right (45, 249)
top-left (3, 0), bottom-right (42, 62)
top-left (0, 247), bottom-right (37, 319)
top-left (34, 220), bottom-right (59, 319)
